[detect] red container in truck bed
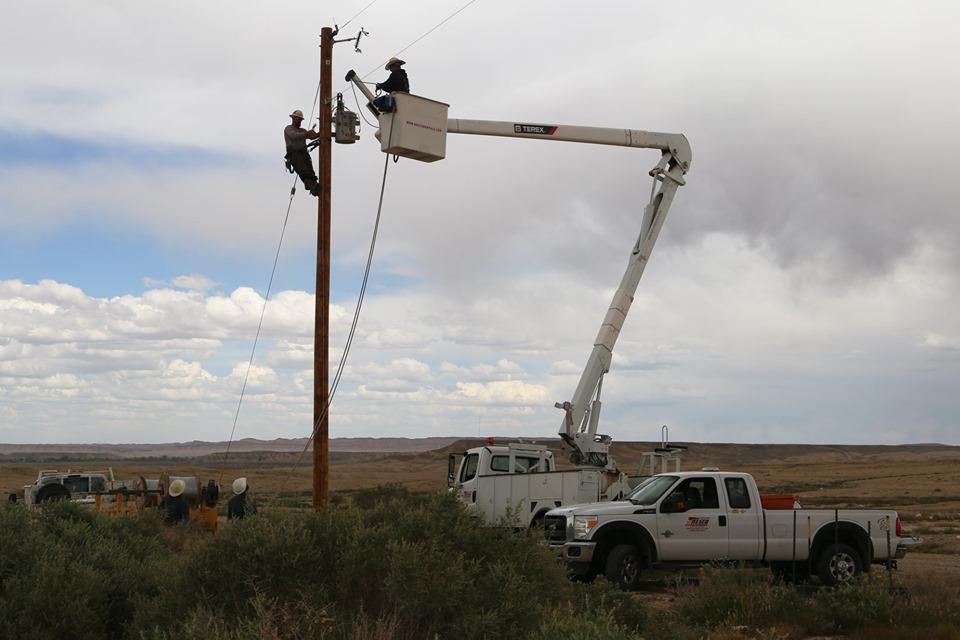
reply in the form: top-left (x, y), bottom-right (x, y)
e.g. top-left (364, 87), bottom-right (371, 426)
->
top-left (761, 494), bottom-right (801, 510)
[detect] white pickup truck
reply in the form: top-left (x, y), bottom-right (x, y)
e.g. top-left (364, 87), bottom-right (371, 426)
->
top-left (448, 442), bottom-right (632, 527)
top-left (544, 470), bottom-right (920, 588)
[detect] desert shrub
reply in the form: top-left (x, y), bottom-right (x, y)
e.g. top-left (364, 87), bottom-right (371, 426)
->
top-left (533, 601), bottom-right (643, 640)
top-left (0, 489), bottom-right (651, 639)
top-left (679, 564), bottom-right (803, 629)
top-left (179, 490), bottom-right (575, 639)
top-left (0, 502), bottom-right (182, 640)
top-left (810, 575), bottom-right (894, 632)
top-left (671, 565), bottom-right (960, 639)
top-left (569, 577), bottom-right (647, 633)
top-left (349, 482), bottom-right (417, 509)
top-left (893, 570), bottom-right (960, 629)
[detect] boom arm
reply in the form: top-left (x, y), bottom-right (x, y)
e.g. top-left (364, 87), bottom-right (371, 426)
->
top-left (346, 72), bottom-right (691, 469)
top-left (445, 120), bottom-right (690, 470)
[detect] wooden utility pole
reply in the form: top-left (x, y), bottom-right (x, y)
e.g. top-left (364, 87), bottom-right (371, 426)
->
top-left (313, 27), bottom-right (334, 511)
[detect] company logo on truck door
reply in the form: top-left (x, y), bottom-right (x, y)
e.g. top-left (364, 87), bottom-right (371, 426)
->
top-left (684, 516), bottom-right (711, 531)
top-left (514, 123), bottom-right (558, 135)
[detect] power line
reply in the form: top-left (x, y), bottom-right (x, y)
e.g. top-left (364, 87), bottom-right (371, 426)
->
top-left (340, 0), bottom-right (382, 29)
top-left (370, 0), bottom-right (479, 77)
top-left (351, 82), bottom-right (378, 127)
top-left (287, 113), bottom-right (396, 484)
top-left (218, 80), bottom-right (323, 481)
top-left (218, 178), bottom-right (297, 484)
top-left (348, 0), bottom-right (481, 90)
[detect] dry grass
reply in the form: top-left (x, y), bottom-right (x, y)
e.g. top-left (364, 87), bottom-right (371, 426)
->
top-left (4, 441), bottom-right (959, 558)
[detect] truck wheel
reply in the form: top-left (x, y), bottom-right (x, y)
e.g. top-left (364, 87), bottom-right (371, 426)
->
top-left (604, 543), bottom-right (642, 590)
top-left (816, 543), bottom-right (862, 586)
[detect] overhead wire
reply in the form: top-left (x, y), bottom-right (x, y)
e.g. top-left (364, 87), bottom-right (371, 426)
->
top-left (339, 0), bottom-right (382, 29)
top-left (351, 82), bottom-right (378, 127)
top-left (217, 187), bottom-right (295, 485)
top-left (287, 112), bottom-right (397, 485)
top-left (337, 0), bottom-right (481, 101)
top-left (217, 79), bottom-right (324, 482)
top-left (247, 0), bottom-right (483, 489)
top-left (359, 0), bottom-right (480, 81)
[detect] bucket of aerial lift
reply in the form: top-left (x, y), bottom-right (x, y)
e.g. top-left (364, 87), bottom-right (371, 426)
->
top-left (377, 92), bottom-right (449, 162)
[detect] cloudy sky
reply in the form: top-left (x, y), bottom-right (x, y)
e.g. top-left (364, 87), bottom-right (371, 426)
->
top-left (1, 1), bottom-right (958, 445)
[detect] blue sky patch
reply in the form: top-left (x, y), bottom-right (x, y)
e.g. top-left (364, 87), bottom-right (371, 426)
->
top-left (0, 128), bottom-right (245, 169)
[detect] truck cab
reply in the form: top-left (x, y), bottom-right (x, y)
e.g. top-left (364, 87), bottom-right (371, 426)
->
top-left (448, 443), bottom-right (555, 507)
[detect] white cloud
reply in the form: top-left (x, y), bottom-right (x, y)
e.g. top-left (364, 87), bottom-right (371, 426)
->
top-left (440, 359), bottom-right (526, 380)
top-left (920, 334), bottom-right (960, 351)
top-left (452, 380), bottom-right (550, 405)
top-left (1, 2), bottom-right (960, 445)
top-left (170, 274), bottom-right (219, 292)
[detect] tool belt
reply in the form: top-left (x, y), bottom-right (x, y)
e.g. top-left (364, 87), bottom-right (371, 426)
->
top-left (284, 147), bottom-right (307, 174)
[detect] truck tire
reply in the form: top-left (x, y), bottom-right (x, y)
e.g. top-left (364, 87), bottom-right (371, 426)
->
top-left (604, 543), bottom-right (643, 590)
top-left (36, 484), bottom-right (70, 503)
top-left (816, 543), bottom-right (862, 586)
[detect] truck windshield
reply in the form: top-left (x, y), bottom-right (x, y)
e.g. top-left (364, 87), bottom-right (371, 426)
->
top-left (627, 476), bottom-right (678, 505)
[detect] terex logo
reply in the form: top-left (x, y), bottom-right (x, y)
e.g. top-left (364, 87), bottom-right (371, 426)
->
top-left (514, 123), bottom-right (558, 135)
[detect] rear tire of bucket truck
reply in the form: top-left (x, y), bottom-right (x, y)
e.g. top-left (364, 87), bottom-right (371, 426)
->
top-left (605, 544), bottom-right (642, 590)
top-left (816, 543), bottom-right (862, 586)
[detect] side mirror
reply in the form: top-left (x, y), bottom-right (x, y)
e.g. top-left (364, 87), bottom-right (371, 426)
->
top-left (661, 491), bottom-right (687, 514)
top-left (447, 454), bottom-right (459, 488)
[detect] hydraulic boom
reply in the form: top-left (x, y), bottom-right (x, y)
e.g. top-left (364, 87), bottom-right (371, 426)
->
top-left (346, 72), bottom-right (692, 471)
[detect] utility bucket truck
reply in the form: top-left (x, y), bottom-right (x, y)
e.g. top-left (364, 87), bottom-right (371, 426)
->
top-left (346, 72), bottom-right (691, 527)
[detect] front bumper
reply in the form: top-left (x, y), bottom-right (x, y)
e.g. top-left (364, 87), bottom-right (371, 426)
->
top-left (549, 541), bottom-right (597, 573)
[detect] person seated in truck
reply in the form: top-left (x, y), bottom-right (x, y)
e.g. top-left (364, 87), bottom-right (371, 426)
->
top-left (704, 481), bottom-right (720, 508)
top-left (685, 486), bottom-right (703, 510)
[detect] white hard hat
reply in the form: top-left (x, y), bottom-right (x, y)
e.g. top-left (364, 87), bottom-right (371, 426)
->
top-left (232, 477), bottom-right (248, 495)
top-left (168, 479), bottom-right (186, 498)
top-left (384, 57), bottom-right (405, 70)
top-left (290, 109), bottom-right (304, 119)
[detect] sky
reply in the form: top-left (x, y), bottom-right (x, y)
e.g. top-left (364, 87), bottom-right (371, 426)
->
top-left (1, 1), bottom-right (958, 445)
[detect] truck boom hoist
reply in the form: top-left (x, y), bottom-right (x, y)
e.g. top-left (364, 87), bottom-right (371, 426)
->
top-left (345, 70), bottom-right (690, 484)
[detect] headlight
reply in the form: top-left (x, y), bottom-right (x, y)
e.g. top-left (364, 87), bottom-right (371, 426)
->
top-left (573, 515), bottom-right (599, 540)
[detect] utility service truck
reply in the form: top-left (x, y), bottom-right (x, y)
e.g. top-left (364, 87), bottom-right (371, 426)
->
top-left (544, 470), bottom-right (921, 588)
top-left (346, 70), bottom-right (691, 527)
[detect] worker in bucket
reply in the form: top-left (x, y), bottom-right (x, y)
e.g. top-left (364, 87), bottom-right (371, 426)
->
top-left (284, 109), bottom-right (321, 196)
top-left (372, 57), bottom-right (409, 113)
top-left (228, 477), bottom-right (256, 520)
top-left (159, 479), bottom-right (190, 525)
